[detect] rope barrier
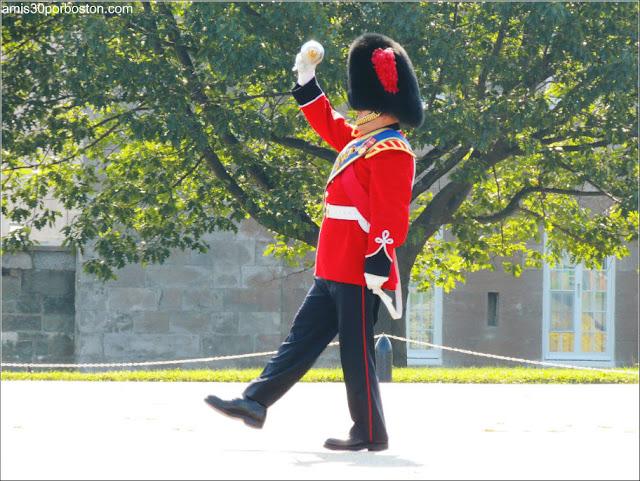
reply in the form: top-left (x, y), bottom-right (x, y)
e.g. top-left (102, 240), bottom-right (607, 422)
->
top-left (0, 341), bottom-right (339, 369)
top-left (382, 334), bottom-right (639, 376)
top-left (1, 334), bottom-right (637, 376)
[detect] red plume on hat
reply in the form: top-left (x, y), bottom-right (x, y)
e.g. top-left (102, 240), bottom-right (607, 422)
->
top-left (347, 33), bottom-right (423, 128)
top-left (371, 48), bottom-right (399, 94)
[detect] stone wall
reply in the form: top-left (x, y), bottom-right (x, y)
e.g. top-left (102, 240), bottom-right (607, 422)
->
top-left (74, 219), bottom-right (339, 370)
top-left (3, 221), bottom-right (635, 370)
top-left (1, 248), bottom-right (76, 368)
top-left (441, 244), bottom-right (639, 367)
top-left (614, 243), bottom-right (639, 366)
top-left (443, 268), bottom-right (544, 367)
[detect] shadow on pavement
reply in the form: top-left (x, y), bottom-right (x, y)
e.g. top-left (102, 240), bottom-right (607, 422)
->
top-left (226, 449), bottom-right (423, 468)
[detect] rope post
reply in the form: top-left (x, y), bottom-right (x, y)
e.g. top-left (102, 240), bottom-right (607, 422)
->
top-left (375, 334), bottom-right (393, 382)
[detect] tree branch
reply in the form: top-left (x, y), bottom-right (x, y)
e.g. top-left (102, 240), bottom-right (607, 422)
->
top-left (89, 104), bottom-right (149, 130)
top-left (202, 145), bottom-right (319, 247)
top-left (477, 16), bottom-right (508, 99)
top-left (428, 4), bottom-right (458, 112)
top-left (212, 91), bottom-right (292, 103)
top-left (140, 5), bottom-right (319, 246)
top-left (139, 3), bottom-right (165, 55)
top-left (411, 145), bottom-right (471, 200)
top-left (2, 16), bottom-right (57, 58)
top-left (554, 158), bottom-right (622, 203)
top-left (153, 3), bottom-right (290, 194)
top-left (510, 22), bottom-right (555, 96)
top-left (414, 146), bottom-right (444, 175)
top-left (526, 130), bottom-right (622, 203)
top-left (467, 186), bottom-right (608, 224)
top-left (410, 139), bottom-right (516, 232)
top-left (240, 4), bottom-right (289, 53)
top-left (550, 140), bottom-right (610, 152)
top-left (171, 153), bottom-right (206, 189)
top-left (518, 207), bottom-right (603, 247)
top-left (2, 121), bottom-right (122, 172)
top-left (269, 135), bottom-right (335, 164)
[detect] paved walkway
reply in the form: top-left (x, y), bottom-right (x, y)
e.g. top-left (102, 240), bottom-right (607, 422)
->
top-left (1, 381), bottom-right (638, 480)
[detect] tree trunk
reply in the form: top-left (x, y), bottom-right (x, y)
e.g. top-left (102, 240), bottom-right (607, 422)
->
top-left (382, 182), bottom-right (472, 366)
top-left (374, 250), bottom-right (416, 367)
top-left (375, 236), bottom-right (429, 367)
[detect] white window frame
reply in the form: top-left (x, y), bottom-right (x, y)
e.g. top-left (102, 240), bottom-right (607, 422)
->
top-left (542, 254), bottom-right (616, 367)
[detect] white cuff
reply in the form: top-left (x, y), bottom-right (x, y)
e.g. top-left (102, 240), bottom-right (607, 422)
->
top-left (297, 70), bottom-right (315, 86)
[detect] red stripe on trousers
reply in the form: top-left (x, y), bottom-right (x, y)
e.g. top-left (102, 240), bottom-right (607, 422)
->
top-left (362, 286), bottom-right (373, 441)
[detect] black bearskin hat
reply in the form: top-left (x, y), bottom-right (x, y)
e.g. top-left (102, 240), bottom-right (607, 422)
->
top-left (347, 33), bottom-right (423, 128)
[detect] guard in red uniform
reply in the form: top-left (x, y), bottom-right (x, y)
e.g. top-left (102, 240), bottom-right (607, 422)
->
top-left (205, 33), bottom-right (423, 452)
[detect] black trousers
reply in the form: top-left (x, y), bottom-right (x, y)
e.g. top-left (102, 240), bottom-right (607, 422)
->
top-left (243, 276), bottom-right (388, 442)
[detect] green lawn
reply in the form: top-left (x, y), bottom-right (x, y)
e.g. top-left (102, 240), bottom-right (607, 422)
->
top-left (2, 366), bottom-right (638, 383)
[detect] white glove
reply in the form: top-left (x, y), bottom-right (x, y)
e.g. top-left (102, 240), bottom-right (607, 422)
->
top-left (365, 273), bottom-right (401, 320)
top-left (292, 40), bottom-right (324, 86)
top-left (364, 273), bottom-right (388, 293)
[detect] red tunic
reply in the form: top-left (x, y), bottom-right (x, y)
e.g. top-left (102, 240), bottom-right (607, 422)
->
top-left (293, 79), bottom-right (415, 290)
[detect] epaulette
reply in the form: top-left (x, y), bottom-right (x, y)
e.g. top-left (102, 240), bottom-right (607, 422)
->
top-left (364, 138), bottom-right (415, 158)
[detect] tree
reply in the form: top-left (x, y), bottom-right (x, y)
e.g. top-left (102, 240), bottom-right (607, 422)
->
top-left (2, 2), bottom-right (637, 364)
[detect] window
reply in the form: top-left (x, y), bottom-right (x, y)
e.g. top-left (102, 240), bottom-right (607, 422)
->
top-left (487, 292), bottom-right (499, 327)
top-left (543, 254), bottom-right (615, 365)
top-left (405, 282), bottom-right (443, 365)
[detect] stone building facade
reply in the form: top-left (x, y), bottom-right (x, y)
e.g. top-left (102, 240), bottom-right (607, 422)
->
top-left (2, 218), bottom-right (638, 370)
top-left (72, 220), bottom-right (325, 370)
top-left (1, 248), bottom-right (76, 364)
top-left (1, 219), bottom-right (332, 370)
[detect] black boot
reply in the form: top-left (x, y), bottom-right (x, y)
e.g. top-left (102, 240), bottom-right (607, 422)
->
top-left (324, 436), bottom-right (388, 452)
top-left (204, 394), bottom-right (267, 429)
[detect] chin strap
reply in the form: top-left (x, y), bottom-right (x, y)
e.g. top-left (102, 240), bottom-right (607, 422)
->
top-left (355, 111), bottom-right (382, 126)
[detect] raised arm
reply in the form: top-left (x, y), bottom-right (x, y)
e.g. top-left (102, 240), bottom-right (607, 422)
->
top-left (290, 41), bottom-right (357, 152)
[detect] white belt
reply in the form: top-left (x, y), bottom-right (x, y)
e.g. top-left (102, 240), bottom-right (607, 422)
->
top-left (324, 204), bottom-right (370, 233)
